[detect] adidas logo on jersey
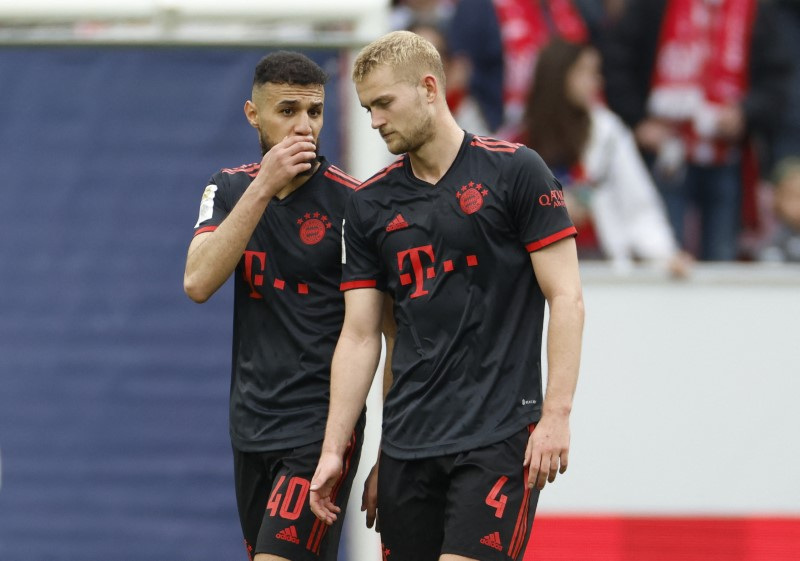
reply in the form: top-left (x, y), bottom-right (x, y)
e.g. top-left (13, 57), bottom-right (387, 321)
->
top-left (386, 213), bottom-right (409, 232)
top-left (276, 525), bottom-right (300, 544)
top-left (480, 531), bottom-right (503, 551)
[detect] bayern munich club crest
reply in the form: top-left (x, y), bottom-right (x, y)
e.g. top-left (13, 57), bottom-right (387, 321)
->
top-left (296, 212), bottom-right (331, 245)
top-left (456, 181), bottom-right (489, 215)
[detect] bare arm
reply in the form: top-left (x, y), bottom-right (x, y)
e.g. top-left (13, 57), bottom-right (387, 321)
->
top-left (310, 287), bottom-right (384, 524)
top-left (183, 134), bottom-right (317, 302)
top-left (360, 293), bottom-right (396, 531)
top-left (380, 293), bottom-right (396, 398)
top-left (524, 236), bottom-right (585, 489)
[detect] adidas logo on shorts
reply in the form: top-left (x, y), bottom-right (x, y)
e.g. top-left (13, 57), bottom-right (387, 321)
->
top-left (276, 525), bottom-right (300, 544)
top-left (480, 531), bottom-right (503, 551)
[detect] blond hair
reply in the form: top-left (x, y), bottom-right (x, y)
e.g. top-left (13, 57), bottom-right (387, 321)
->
top-left (352, 30), bottom-right (445, 87)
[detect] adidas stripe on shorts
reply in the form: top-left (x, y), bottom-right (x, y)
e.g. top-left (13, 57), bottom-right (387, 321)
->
top-left (233, 416), bottom-right (364, 561)
top-left (377, 425), bottom-right (540, 561)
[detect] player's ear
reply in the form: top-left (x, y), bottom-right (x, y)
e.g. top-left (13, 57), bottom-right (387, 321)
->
top-left (244, 100), bottom-right (259, 129)
top-left (421, 74), bottom-right (438, 103)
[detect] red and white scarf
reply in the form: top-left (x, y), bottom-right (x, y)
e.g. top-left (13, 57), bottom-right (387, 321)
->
top-left (649, 0), bottom-right (756, 164)
top-left (493, 0), bottom-right (588, 138)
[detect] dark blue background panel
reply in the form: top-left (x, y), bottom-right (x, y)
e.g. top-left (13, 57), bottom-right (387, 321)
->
top-left (0, 46), bottom-right (344, 561)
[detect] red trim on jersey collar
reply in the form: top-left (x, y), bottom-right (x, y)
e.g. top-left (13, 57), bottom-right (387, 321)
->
top-left (193, 225), bottom-right (217, 236)
top-left (324, 166), bottom-right (361, 190)
top-left (472, 135), bottom-right (520, 147)
top-left (359, 158), bottom-right (405, 190)
top-left (471, 136), bottom-right (521, 153)
top-left (221, 162), bottom-right (260, 177)
top-left (525, 226), bottom-right (577, 252)
top-left (340, 280), bottom-right (378, 291)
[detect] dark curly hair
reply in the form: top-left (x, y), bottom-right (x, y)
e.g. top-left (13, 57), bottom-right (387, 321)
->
top-left (253, 51), bottom-right (328, 87)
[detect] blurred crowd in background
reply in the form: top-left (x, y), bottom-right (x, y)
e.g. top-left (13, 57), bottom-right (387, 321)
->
top-left (390, 0), bottom-right (800, 272)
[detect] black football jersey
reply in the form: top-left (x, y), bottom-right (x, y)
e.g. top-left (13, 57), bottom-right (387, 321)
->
top-left (193, 157), bottom-right (360, 452)
top-left (341, 134), bottom-right (576, 459)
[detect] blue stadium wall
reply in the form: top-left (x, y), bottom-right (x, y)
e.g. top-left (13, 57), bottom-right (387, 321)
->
top-left (0, 46), bottom-right (346, 561)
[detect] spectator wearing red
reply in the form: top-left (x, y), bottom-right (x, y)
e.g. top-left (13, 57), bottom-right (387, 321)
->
top-left (604, 0), bottom-right (791, 261)
top-left (521, 38), bottom-right (691, 276)
top-left (448, 0), bottom-right (588, 139)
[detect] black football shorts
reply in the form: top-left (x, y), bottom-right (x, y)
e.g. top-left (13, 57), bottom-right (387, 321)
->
top-left (233, 418), bottom-right (364, 561)
top-left (377, 425), bottom-right (539, 561)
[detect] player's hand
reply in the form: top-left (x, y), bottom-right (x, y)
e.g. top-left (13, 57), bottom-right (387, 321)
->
top-left (309, 452), bottom-right (343, 525)
top-left (360, 461), bottom-right (380, 531)
top-left (523, 412), bottom-right (570, 490)
top-left (252, 134), bottom-right (317, 198)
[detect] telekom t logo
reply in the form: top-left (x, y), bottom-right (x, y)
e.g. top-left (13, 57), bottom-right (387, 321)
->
top-left (397, 244), bottom-right (436, 299)
top-left (243, 250), bottom-right (266, 299)
top-left (396, 244), bottom-right (479, 299)
top-left (241, 249), bottom-right (310, 297)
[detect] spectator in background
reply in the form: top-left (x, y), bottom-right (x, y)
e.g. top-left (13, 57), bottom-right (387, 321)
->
top-left (572, 0), bottom-right (628, 53)
top-left (448, 0), bottom-right (589, 138)
top-left (407, 18), bottom-right (448, 52)
top-left (603, 0), bottom-right (791, 261)
top-left (521, 39), bottom-right (691, 276)
top-left (407, 18), bottom-right (470, 118)
top-left (390, 0), bottom-right (454, 30)
top-left (759, 157), bottom-right (800, 263)
top-left (772, 0), bottom-right (800, 164)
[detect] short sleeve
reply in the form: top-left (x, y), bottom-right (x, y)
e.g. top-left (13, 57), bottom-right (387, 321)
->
top-left (340, 194), bottom-right (386, 291)
top-left (192, 174), bottom-right (229, 235)
top-left (506, 147), bottom-right (577, 252)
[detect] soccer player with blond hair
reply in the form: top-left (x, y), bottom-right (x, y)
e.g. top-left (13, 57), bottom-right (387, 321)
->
top-left (311, 31), bottom-right (585, 561)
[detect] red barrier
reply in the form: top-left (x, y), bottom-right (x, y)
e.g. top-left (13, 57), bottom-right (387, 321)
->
top-left (525, 516), bottom-right (800, 561)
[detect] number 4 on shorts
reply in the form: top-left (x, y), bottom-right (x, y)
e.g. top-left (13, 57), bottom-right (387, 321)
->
top-left (485, 476), bottom-right (508, 518)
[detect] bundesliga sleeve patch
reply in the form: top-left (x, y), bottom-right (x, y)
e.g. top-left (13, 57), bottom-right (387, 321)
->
top-left (194, 184), bottom-right (217, 228)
